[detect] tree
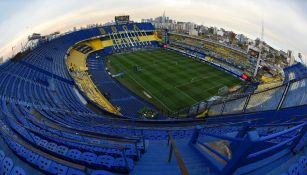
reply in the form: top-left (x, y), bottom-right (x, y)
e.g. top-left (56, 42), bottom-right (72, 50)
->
top-left (255, 38), bottom-right (261, 47)
top-left (228, 31), bottom-right (236, 43)
top-left (208, 27), bottom-right (214, 34)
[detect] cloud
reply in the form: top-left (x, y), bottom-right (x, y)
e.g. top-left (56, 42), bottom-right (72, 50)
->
top-left (0, 0), bottom-right (306, 62)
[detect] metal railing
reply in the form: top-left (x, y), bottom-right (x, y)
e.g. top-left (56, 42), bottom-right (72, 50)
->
top-left (190, 122), bottom-right (307, 174)
top-left (207, 77), bottom-right (307, 117)
top-left (167, 133), bottom-right (189, 175)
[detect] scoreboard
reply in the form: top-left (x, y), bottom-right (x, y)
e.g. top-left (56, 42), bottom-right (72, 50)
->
top-left (115, 15), bottom-right (130, 25)
top-left (248, 48), bottom-right (260, 59)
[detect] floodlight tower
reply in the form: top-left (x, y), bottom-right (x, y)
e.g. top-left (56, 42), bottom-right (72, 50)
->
top-left (11, 46), bottom-right (16, 58)
top-left (253, 20), bottom-right (264, 77)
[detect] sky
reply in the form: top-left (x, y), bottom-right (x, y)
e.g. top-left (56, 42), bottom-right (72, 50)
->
top-left (0, 0), bottom-right (306, 62)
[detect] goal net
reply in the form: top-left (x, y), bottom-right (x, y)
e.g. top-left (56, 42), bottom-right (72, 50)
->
top-left (134, 65), bottom-right (143, 72)
top-left (218, 86), bottom-right (229, 96)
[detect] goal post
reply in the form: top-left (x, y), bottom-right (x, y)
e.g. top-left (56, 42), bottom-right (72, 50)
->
top-left (134, 65), bottom-right (143, 72)
top-left (218, 86), bottom-right (229, 96)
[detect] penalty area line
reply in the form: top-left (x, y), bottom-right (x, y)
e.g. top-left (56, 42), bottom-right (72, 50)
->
top-left (116, 60), bottom-right (174, 113)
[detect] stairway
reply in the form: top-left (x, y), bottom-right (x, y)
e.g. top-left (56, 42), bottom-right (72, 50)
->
top-left (131, 139), bottom-right (212, 175)
top-left (131, 140), bottom-right (181, 175)
top-left (176, 139), bottom-right (213, 175)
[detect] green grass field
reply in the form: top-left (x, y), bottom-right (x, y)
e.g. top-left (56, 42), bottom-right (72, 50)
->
top-left (106, 49), bottom-right (242, 113)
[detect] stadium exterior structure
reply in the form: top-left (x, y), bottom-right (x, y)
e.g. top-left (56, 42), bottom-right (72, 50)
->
top-left (0, 21), bottom-right (306, 175)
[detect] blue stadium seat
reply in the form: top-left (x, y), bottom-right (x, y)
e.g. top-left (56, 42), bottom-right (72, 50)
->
top-left (0, 21), bottom-right (306, 175)
top-left (67, 168), bottom-right (85, 175)
top-left (47, 162), bottom-right (68, 175)
top-left (67, 149), bottom-right (82, 160)
top-left (46, 142), bottom-right (57, 152)
top-left (56, 146), bottom-right (69, 156)
top-left (37, 156), bottom-right (52, 171)
top-left (90, 170), bottom-right (114, 175)
top-left (0, 150), bottom-right (5, 164)
top-left (288, 163), bottom-right (301, 175)
top-left (298, 156), bottom-right (307, 173)
top-left (0, 157), bottom-right (14, 175)
top-left (25, 151), bottom-right (39, 165)
top-left (37, 139), bottom-right (48, 147)
top-left (9, 167), bottom-right (26, 175)
top-left (96, 155), bottom-right (114, 168)
top-left (113, 157), bottom-right (134, 171)
top-left (79, 152), bottom-right (97, 164)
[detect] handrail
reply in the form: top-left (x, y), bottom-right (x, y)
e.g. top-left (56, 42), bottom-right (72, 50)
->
top-left (197, 141), bottom-right (229, 162)
top-left (247, 135), bottom-right (299, 159)
top-left (189, 119), bottom-right (306, 174)
top-left (0, 125), bottom-right (86, 170)
top-left (167, 134), bottom-right (189, 175)
top-left (206, 76), bottom-right (307, 118)
top-left (251, 121), bottom-right (305, 127)
top-left (24, 123), bottom-right (125, 150)
top-left (200, 131), bottom-right (244, 142)
top-left (9, 110), bottom-right (127, 150)
top-left (31, 109), bottom-right (142, 143)
top-left (258, 122), bottom-right (306, 142)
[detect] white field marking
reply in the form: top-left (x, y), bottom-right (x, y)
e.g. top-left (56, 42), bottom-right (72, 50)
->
top-left (174, 72), bottom-right (225, 103)
top-left (174, 86), bottom-right (198, 103)
top-left (177, 74), bottom-right (213, 88)
top-left (143, 91), bottom-right (152, 99)
top-left (190, 83), bottom-right (233, 105)
top-left (215, 75), bottom-right (240, 86)
top-left (174, 83), bottom-right (223, 108)
top-left (203, 84), bottom-right (224, 93)
top-left (114, 52), bottom-right (240, 111)
top-left (128, 74), bottom-right (173, 112)
top-left (175, 72), bottom-right (219, 89)
top-left (115, 60), bottom-right (174, 112)
top-left (176, 71), bottom-right (239, 90)
top-left (172, 72), bottom-right (229, 104)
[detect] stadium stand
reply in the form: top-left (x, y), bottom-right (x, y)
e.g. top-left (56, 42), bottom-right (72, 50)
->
top-left (66, 24), bottom-right (159, 116)
top-left (0, 21), bottom-right (306, 175)
top-left (283, 62), bottom-right (307, 82)
top-left (167, 32), bottom-right (254, 74)
top-left (167, 40), bottom-right (246, 79)
top-left (86, 51), bottom-right (157, 118)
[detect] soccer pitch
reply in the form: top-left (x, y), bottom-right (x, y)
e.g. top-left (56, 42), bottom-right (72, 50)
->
top-left (106, 49), bottom-right (242, 113)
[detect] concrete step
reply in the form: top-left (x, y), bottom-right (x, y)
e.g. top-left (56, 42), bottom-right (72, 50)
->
top-left (176, 139), bottom-right (213, 175)
top-left (131, 139), bottom-right (214, 175)
top-left (131, 140), bottom-right (181, 175)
